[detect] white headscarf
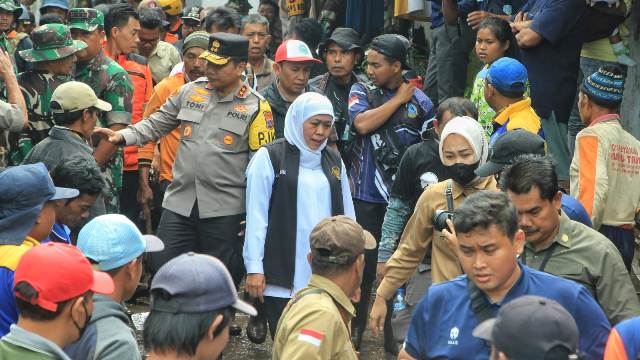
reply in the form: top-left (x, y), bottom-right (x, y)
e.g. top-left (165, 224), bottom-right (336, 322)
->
top-left (284, 92), bottom-right (335, 169)
top-left (438, 116), bottom-right (489, 166)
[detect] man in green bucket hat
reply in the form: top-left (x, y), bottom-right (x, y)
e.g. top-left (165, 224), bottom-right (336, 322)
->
top-left (69, 7), bottom-right (134, 215)
top-left (0, 0), bottom-right (31, 73)
top-left (8, 24), bottom-right (86, 165)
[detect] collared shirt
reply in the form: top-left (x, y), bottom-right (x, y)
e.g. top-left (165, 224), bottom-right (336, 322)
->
top-left (0, 324), bottom-right (71, 360)
top-left (147, 41), bottom-right (183, 85)
top-left (570, 115), bottom-right (640, 229)
top-left (405, 264), bottom-right (611, 360)
top-left (377, 176), bottom-right (498, 300)
top-left (273, 274), bottom-right (358, 359)
top-left (120, 80), bottom-right (275, 218)
top-left (522, 211), bottom-right (640, 324)
top-left (490, 97), bottom-right (542, 146)
top-left (44, 223), bottom-right (71, 244)
top-left (22, 126), bottom-right (94, 169)
top-left (246, 56), bottom-right (276, 92)
top-left (0, 237), bottom-right (39, 336)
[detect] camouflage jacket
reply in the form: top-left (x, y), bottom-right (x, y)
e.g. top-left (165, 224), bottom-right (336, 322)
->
top-left (16, 70), bottom-right (71, 145)
top-left (75, 49), bottom-right (133, 127)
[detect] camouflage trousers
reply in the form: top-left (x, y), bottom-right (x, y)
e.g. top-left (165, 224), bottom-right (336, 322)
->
top-left (102, 148), bottom-right (123, 214)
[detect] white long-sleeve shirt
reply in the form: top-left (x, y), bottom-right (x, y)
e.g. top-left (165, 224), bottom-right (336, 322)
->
top-left (243, 146), bottom-right (355, 298)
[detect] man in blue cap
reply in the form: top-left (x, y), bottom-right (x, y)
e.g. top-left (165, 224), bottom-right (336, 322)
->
top-left (65, 214), bottom-right (164, 360)
top-left (143, 252), bottom-right (256, 359)
top-left (0, 162), bottom-right (79, 335)
top-left (483, 57), bottom-right (543, 146)
top-left (39, 0), bottom-right (69, 23)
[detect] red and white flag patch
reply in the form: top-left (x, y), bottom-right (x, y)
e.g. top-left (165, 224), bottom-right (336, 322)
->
top-left (348, 95), bottom-right (359, 109)
top-left (298, 328), bottom-right (324, 347)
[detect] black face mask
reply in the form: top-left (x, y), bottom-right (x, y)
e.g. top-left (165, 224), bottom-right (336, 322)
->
top-left (447, 162), bottom-right (479, 186)
top-left (72, 301), bottom-right (92, 339)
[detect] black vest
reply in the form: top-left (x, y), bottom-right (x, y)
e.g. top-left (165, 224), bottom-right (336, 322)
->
top-left (262, 139), bottom-right (344, 289)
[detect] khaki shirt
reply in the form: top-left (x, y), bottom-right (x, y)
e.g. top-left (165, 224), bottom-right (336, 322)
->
top-left (522, 211), bottom-right (640, 325)
top-left (273, 275), bottom-right (357, 360)
top-left (148, 41), bottom-right (183, 85)
top-left (377, 176), bottom-right (498, 300)
top-left (246, 56), bottom-right (276, 92)
top-left (120, 79), bottom-right (275, 218)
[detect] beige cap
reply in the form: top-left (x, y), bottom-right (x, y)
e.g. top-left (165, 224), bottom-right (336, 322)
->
top-left (51, 81), bottom-right (112, 113)
top-left (310, 215), bottom-right (376, 265)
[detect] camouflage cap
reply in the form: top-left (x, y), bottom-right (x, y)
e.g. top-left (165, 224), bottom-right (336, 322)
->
top-left (0, 0), bottom-right (22, 16)
top-left (68, 8), bottom-right (104, 32)
top-left (19, 24), bottom-right (87, 63)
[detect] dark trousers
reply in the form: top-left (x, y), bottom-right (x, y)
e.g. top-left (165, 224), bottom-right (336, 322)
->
top-left (352, 199), bottom-right (393, 350)
top-left (600, 225), bottom-right (635, 271)
top-left (150, 205), bottom-right (245, 287)
top-left (120, 170), bottom-right (141, 226)
top-left (263, 296), bottom-right (289, 339)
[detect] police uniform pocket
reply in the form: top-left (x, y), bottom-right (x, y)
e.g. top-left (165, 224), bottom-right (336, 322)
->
top-left (177, 108), bottom-right (204, 141)
top-left (217, 115), bottom-right (249, 150)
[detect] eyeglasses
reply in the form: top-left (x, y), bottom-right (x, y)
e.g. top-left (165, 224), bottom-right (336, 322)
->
top-left (245, 32), bottom-right (268, 40)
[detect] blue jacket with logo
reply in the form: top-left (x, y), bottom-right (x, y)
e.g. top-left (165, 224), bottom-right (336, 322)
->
top-left (405, 264), bottom-right (610, 359)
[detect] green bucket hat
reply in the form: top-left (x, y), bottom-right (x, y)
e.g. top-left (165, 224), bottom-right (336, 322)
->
top-left (0, 0), bottom-right (22, 17)
top-left (19, 24), bottom-right (87, 63)
top-left (68, 8), bottom-right (104, 32)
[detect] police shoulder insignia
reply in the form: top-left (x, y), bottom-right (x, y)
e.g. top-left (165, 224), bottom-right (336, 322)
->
top-left (331, 165), bottom-right (341, 180)
top-left (237, 85), bottom-right (248, 99)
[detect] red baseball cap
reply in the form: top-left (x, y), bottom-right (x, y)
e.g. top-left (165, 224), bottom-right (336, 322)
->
top-left (14, 243), bottom-right (114, 312)
top-left (275, 40), bottom-right (322, 64)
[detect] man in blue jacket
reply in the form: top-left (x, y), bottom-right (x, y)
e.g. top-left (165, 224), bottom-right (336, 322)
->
top-left (397, 191), bottom-right (610, 360)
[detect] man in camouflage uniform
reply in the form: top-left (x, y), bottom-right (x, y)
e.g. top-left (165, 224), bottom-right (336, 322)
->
top-left (69, 8), bottom-right (134, 214)
top-left (11, 24), bottom-right (86, 165)
top-left (0, 0), bottom-right (32, 73)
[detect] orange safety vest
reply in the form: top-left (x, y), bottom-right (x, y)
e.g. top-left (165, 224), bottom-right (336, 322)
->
top-left (104, 43), bottom-right (153, 171)
top-left (164, 19), bottom-right (182, 44)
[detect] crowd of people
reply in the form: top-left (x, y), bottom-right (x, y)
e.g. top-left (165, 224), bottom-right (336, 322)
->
top-left (0, 0), bottom-right (639, 359)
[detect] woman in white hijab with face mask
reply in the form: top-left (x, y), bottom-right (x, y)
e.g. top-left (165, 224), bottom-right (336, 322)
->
top-left (243, 92), bottom-right (355, 340)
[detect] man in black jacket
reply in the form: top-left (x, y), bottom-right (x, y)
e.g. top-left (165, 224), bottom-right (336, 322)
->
top-left (309, 27), bottom-right (367, 160)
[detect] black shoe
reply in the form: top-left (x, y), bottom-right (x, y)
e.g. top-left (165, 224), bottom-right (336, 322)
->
top-left (246, 298), bottom-right (267, 344)
top-left (229, 324), bottom-right (242, 337)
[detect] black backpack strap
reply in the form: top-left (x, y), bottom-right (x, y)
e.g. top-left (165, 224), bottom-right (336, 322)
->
top-left (467, 281), bottom-right (494, 323)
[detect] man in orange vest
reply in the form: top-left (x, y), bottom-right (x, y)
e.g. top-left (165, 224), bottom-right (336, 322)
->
top-left (104, 3), bottom-right (153, 222)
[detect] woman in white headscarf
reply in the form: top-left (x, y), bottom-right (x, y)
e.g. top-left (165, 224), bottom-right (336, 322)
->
top-left (243, 92), bottom-right (355, 339)
top-left (370, 116), bottom-right (498, 338)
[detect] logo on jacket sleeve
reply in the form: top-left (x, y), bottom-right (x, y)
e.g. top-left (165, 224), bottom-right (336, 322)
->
top-left (448, 326), bottom-right (459, 345)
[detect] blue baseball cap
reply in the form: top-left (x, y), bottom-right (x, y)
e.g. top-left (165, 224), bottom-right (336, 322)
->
top-left (0, 163), bottom-right (79, 245)
top-left (150, 252), bottom-right (257, 316)
top-left (77, 214), bottom-right (164, 271)
top-left (487, 57), bottom-right (528, 96)
top-left (40, 0), bottom-right (69, 11)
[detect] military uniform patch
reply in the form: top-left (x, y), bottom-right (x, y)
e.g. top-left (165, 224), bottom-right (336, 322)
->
top-left (182, 123), bottom-right (193, 138)
top-left (234, 104), bottom-right (248, 112)
top-left (224, 134), bottom-right (234, 145)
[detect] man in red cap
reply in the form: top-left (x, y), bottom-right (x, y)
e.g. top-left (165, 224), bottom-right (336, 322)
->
top-left (0, 242), bottom-right (114, 359)
top-left (260, 39), bottom-right (322, 139)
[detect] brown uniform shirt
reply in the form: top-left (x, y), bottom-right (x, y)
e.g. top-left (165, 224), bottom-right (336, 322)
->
top-left (377, 176), bottom-right (498, 300)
